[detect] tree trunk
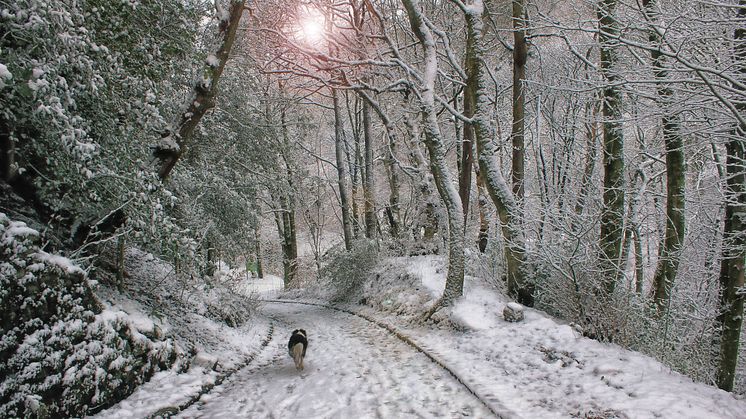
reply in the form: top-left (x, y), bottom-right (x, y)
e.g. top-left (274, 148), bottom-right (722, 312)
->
top-left (476, 166), bottom-right (489, 253)
top-left (597, 0), bottom-right (626, 296)
top-left (462, 1), bottom-right (532, 305)
top-left (716, 136), bottom-right (746, 392)
top-left (460, 70), bottom-right (474, 223)
top-left (0, 117), bottom-right (15, 182)
top-left (358, 91), bottom-right (401, 238)
top-left (511, 0), bottom-right (527, 206)
top-left (272, 198), bottom-right (297, 287)
top-left (402, 100), bottom-right (440, 242)
top-left (402, 0), bottom-right (465, 314)
top-left (282, 208), bottom-right (298, 286)
top-left (333, 89), bottom-right (354, 250)
top-left (153, 0), bottom-right (245, 180)
top-left (572, 99), bottom-right (600, 231)
top-left (716, 0), bottom-right (746, 391)
top-left (363, 100), bottom-right (376, 239)
top-left (350, 101), bottom-right (362, 238)
top-left (205, 239), bottom-right (215, 277)
top-left (116, 235), bottom-right (125, 291)
top-left (644, 0), bottom-right (686, 314)
top-left (255, 230), bottom-right (264, 279)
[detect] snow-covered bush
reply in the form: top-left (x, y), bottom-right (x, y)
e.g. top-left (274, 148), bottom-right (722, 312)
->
top-left (0, 0), bottom-right (207, 261)
top-left (319, 240), bottom-right (379, 302)
top-left (0, 214), bottom-right (176, 418)
top-left (204, 285), bottom-right (257, 327)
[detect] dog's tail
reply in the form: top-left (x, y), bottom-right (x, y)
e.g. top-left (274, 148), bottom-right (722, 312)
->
top-left (292, 343), bottom-right (304, 371)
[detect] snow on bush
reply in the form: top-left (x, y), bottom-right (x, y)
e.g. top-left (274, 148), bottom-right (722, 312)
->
top-left (319, 240), bottom-right (380, 302)
top-left (358, 256), bottom-right (441, 320)
top-left (203, 284), bottom-right (256, 328)
top-left (0, 214), bottom-right (176, 418)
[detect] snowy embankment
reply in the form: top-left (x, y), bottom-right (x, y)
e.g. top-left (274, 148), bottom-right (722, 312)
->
top-left (88, 253), bottom-right (278, 419)
top-left (324, 255), bottom-right (746, 418)
top-left (91, 252), bottom-right (745, 419)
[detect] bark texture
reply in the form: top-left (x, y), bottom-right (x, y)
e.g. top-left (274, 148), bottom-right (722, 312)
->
top-left (363, 101), bottom-right (376, 239)
top-left (333, 89), bottom-right (354, 251)
top-left (644, 0), bottom-right (686, 314)
top-left (716, 0), bottom-right (746, 391)
top-left (511, 0), bottom-right (527, 205)
top-left (597, 0), bottom-right (626, 296)
top-left (463, 1), bottom-right (532, 305)
top-left (153, 0), bottom-right (245, 180)
top-left (402, 0), bottom-right (465, 313)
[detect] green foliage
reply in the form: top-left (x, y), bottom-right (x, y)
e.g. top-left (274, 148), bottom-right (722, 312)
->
top-left (0, 0), bottom-right (206, 256)
top-left (0, 214), bottom-right (176, 418)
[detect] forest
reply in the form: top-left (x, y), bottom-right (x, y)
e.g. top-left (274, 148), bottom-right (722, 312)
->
top-left (1, 0), bottom-right (745, 417)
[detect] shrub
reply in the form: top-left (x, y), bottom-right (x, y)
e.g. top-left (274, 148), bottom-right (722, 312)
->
top-left (319, 240), bottom-right (379, 302)
top-left (0, 214), bottom-right (175, 418)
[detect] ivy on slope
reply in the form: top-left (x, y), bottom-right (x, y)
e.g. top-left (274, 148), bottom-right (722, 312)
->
top-left (0, 213), bottom-right (176, 418)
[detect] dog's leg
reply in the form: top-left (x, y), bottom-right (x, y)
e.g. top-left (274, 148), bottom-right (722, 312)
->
top-left (292, 343), bottom-right (304, 371)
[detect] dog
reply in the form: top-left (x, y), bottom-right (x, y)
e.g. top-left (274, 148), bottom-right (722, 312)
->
top-left (287, 329), bottom-right (308, 371)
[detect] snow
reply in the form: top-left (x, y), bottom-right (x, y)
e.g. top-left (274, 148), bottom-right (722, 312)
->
top-left (176, 303), bottom-right (493, 418)
top-left (507, 302), bottom-right (524, 312)
top-left (407, 255), bottom-right (445, 296)
top-left (205, 54), bottom-right (220, 68)
top-left (2, 220), bottom-right (40, 243)
top-left (30, 251), bottom-right (85, 275)
top-left (235, 274), bottom-right (284, 297)
top-left (343, 256), bottom-right (746, 418)
top-left (90, 253), bottom-right (746, 419)
top-left (0, 63), bottom-right (11, 89)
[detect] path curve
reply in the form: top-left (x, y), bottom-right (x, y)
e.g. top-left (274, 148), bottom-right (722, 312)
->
top-left (176, 301), bottom-right (500, 418)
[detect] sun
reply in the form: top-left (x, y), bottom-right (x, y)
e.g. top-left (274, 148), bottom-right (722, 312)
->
top-left (300, 18), bottom-right (324, 44)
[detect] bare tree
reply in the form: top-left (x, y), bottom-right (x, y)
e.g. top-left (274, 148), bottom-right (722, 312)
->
top-left (511, 0), bottom-right (527, 207)
top-left (715, 0), bottom-right (746, 392)
top-left (333, 89), bottom-right (355, 250)
top-left (597, 0), bottom-right (626, 296)
top-left (401, 0), bottom-right (466, 314)
top-left (642, 0), bottom-right (686, 314)
top-left (456, 0), bottom-right (533, 305)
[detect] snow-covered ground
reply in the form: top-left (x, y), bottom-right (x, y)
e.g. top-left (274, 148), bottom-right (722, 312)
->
top-left (92, 254), bottom-right (746, 419)
top-left (177, 302), bottom-right (493, 418)
top-left (234, 274), bottom-right (284, 297)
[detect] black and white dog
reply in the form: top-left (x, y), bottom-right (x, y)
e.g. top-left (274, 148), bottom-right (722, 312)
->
top-left (287, 329), bottom-right (308, 371)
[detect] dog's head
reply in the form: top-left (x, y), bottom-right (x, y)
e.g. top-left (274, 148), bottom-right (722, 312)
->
top-left (292, 329), bottom-right (307, 338)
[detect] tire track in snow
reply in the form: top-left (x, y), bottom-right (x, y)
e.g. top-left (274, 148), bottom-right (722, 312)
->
top-left (262, 299), bottom-right (517, 419)
top-left (149, 323), bottom-right (275, 419)
top-left (178, 301), bottom-right (495, 418)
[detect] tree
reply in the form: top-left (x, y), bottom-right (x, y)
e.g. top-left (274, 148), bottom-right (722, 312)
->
top-left (597, 0), bottom-right (626, 296)
top-left (456, 0), bottom-right (533, 305)
top-left (642, 0), bottom-right (686, 314)
top-left (401, 0), bottom-right (466, 313)
top-left (333, 89), bottom-right (355, 250)
top-left (511, 0), bottom-right (528, 207)
top-left (715, 0), bottom-right (746, 392)
top-left (153, 0), bottom-right (246, 180)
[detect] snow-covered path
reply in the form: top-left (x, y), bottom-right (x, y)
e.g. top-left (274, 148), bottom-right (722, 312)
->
top-left (176, 302), bottom-right (494, 418)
